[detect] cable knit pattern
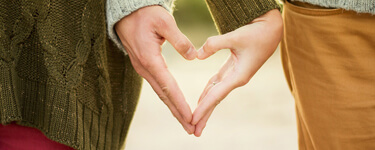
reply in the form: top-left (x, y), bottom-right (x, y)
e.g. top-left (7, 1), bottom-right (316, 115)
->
top-left (205, 0), bottom-right (280, 34)
top-left (107, 0), bottom-right (374, 55)
top-left (289, 0), bottom-right (375, 14)
top-left (106, 0), bottom-right (175, 54)
top-left (0, 1), bottom-right (143, 149)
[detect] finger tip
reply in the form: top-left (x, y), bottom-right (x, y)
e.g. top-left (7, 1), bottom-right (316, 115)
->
top-left (191, 112), bottom-right (201, 125)
top-left (196, 56), bottom-right (204, 60)
top-left (187, 56), bottom-right (196, 61)
top-left (184, 115), bottom-right (193, 124)
top-left (190, 51), bottom-right (197, 60)
top-left (187, 130), bottom-right (193, 135)
top-left (189, 126), bottom-right (196, 135)
top-left (184, 127), bottom-right (193, 135)
top-left (197, 49), bottom-right (204, 59)
top-left (189, 126), bottom-right (195, 134)
top-left (196, 53), bottom-right (207, 60)
top-left (194, 131), bottom-right (202, 137)
top-left (191, 119), bottom-right (198, 126)
top-left (184, 53), bottom-right (195, 60)
top-left (185, 47), bottom-right (197, 60)
top-left (195, 124), bottom-right (206, 137)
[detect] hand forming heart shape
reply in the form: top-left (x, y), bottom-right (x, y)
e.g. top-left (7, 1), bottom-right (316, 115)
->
top-left (115, 6), bottom-right (283, 137)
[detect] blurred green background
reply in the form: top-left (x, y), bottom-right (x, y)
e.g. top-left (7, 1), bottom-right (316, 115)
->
top-left (173, 0), bottom-right (217, 46)
top-left (174, 0), bottom-right (215, 27)
top-left (124, 0), bottom-right (296, 150)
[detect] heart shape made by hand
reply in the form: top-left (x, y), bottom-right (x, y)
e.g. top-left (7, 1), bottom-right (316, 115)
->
top-left (115, 6), bottom-right (283, 137)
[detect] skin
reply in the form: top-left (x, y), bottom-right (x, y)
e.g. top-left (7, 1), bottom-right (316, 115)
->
top-left (115, 6), bottom-right (283, 137)
top-left (115, 6), bottom-right (197, 134)
top-left (192, 9), bottom-right (283, 137)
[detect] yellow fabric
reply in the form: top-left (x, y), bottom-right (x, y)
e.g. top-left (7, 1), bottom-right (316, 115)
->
top-left (281, 1), bottom-right (375, 149)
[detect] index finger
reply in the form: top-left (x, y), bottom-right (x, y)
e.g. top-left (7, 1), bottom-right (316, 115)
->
top-left (143, 53), bottom-right (193, 123)
top-left (156, 14), bottom-right (196, 60)
top-left (192, 75), bottom-right (238, 125)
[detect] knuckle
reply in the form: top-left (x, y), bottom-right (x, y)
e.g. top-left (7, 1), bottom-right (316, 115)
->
top-left (213, 95), bottom-right (224, 106)
top-left (161, 86), bottom-right (170, 97)
top-left (227, 33), bottom-right (241, 45)
top-left (157, 92), bottom-right (168, 102)
top-left (236, 78), bottom-right (250, 87)
top-left (208, 94), bottom-right (221, 106)
top-left (157, 13), bottom-right (174, 28)
top-left (134, 68), bottom-right (144, 76)
top-left (204, 37), bottom-right (215, 50)
top-left (139, 59), bottom-right (150, 69)
top-left (130, 61), bottom-right (147, 75)
top-left (175, 105), bottom-right (182, 113)
top-left (157, 19), bottom-right (167, 29)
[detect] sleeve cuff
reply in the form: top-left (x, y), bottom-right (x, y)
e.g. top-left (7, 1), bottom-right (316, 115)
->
top-left (106, 0), bottom-right (174, 55)
top-left (206, 0), bottom-right (280, 34)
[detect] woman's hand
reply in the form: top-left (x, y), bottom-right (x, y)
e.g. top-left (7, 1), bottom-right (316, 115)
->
top-left (115, 6), bottom-right (196, 134)
top-left (192, 9), bottom-right (283, 137)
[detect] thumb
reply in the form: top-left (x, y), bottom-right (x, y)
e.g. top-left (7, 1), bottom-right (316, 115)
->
top-left (156, 16), bottom-right (196, 60)
top-left (197, 35), bottom-right (233, 60)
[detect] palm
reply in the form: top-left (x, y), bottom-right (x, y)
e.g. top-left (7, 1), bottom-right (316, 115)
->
top-left (192, 9), bottom-right (283, 137)
top-left (115, 6), bottom-right (196, 134)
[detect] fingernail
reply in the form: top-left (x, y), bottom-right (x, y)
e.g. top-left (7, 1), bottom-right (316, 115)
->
top-left (183, 125), bottom-right (192, 134)
top-left (186, 128), bottom-right (193, 135)
top-left (197, 48), bottom-right (204, 58)
top-left (185, 129), bottom-right (191, 134)
top-left (195, 132), bottom-right (201, 137)
top-left (185, 47), bottom-right (196, 60)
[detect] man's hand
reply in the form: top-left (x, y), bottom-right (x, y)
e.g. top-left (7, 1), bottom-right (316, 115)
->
top-left (192, 9), bottom-right (283, 137)
top-left (115, 6), bottom-right (196, 134)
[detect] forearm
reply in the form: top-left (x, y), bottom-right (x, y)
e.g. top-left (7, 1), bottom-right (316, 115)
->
top-left (205, 0), bottom-right (280, 34)
top-left (106, 0), bottom-right (175, 54)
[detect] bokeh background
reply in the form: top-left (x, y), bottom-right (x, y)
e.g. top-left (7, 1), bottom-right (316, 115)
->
top-left (124, 0), bottom-right (297, 149)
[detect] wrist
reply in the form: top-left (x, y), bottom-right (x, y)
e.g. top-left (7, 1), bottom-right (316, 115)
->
top-left (249, 9), bottom-right (283, 39)
top-left (107, 0), bottom-right (174, 54)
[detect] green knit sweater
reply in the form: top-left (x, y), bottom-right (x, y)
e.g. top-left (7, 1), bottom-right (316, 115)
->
top-left (0, 0), bottom-right (279, 150)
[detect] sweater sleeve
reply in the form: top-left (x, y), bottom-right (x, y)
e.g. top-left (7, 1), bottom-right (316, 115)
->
top-left (106, 0), bottom-right (175, 53)
top-left (205, 0), bottom-right (280, 34)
